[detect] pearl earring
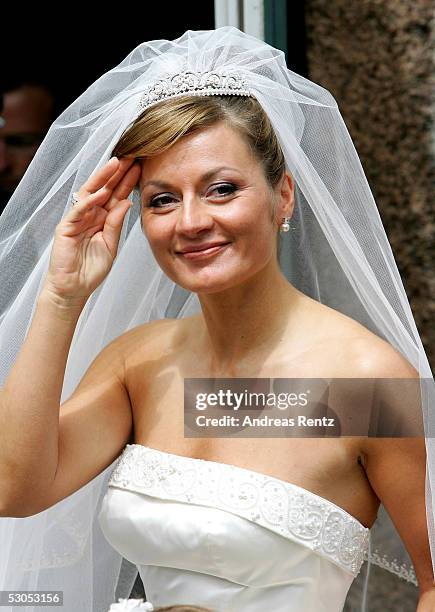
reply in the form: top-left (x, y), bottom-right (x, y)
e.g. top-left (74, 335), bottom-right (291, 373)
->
top-left (280, 217), bottom-right (291, 233)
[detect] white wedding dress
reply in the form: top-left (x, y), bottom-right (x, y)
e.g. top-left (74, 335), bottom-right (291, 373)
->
top-left (98, 445), bottom-right (370, 612)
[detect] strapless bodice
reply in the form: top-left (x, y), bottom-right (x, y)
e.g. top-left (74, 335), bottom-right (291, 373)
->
top-left (98, 444), bottom-right (370, 611)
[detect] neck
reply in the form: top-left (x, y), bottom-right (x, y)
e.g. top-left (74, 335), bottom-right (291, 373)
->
top-left (195, 259), bottom-right (304, 375)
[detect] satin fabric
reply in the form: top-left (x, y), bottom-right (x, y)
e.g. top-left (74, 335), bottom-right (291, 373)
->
top-left (98, 445), bottom-right (370, 612)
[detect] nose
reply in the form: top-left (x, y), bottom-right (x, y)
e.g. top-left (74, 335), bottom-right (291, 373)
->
top-left (175, 194), bottom-right (214, 236)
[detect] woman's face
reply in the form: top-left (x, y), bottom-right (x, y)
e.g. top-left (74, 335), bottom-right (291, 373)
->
top-left (139, 122), bottom-right (293, 294)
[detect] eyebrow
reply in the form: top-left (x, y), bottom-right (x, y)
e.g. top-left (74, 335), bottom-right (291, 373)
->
top-left (141, 166), bottom-right (241, 190)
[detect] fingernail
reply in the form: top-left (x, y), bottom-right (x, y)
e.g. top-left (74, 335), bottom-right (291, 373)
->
top-left (109, 156), bottom-right (118, 162)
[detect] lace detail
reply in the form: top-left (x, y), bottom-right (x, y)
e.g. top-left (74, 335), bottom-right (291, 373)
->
top-left (365, 549), bottom-right (418, 586)
top-left (107, 445), bottom-right (370, 577)
top-left (14, 512), bottom-right (89, 570)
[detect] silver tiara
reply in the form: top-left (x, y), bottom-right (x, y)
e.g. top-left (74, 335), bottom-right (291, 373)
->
top-left (138, 70), bottom-right (253, 111)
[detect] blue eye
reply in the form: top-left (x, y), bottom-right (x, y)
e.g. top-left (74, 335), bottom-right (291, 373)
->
top-left (147, 183), bottom-right (237, 208)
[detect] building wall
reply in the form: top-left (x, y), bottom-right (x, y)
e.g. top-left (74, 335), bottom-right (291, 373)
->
top-left (305, 0), bottom-right (435, 369)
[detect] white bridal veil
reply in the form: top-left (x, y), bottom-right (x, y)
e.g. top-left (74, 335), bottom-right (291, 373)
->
top-left (0, 26), bottom-right (433, 611)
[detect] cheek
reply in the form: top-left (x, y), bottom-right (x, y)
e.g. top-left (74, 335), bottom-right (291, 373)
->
top-left (234, 206), bottom-right (275, 241)
top-left (142, 217), bottom-right (171, 246)
top-left (223, 200), bottom-right (272, 234)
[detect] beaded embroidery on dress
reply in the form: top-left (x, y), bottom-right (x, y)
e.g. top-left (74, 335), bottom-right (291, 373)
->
top-left (98, 445), bottom-right (370, 612)
top-left (107, 445), bottom-right (369, 575)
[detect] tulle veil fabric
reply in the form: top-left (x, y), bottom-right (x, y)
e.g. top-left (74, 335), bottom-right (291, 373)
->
top-left (0, 26), bottom-right (433, 611)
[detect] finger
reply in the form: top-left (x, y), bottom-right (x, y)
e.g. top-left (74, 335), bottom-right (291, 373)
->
top-left (63, 159), bottom-right (138, 228)
top-left (104, 158), bottom-right (136, 192)
top-left (65, 188), bottom-right (110, 224)
top-left (74, 158), bottom-right (137, 211)
top-left (77, 157), bottom-right (123, 197)
top-left (101, 199), bottom-right (133, 259)
top-left (103, 163), bottom-right (141, 213)
top-left (65, 158), bottom-right (132, 216)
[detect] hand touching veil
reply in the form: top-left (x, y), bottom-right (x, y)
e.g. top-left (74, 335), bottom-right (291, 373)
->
top-left (44, 158), bottom-right (141, 305)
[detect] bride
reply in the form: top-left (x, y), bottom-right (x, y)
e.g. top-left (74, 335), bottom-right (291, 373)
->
top-left (0, 27), bottom-right (433, 612)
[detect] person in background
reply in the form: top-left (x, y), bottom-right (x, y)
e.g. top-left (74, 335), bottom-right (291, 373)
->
top-left (0, 79), bottom-right (55, 212)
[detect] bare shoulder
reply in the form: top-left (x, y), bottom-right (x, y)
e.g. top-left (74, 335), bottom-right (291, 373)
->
top-left (112, 315), bottom-right (194, 364)
top-left (341, 328), bottom-right (418, 379)
top-left (311, 301), bottom-right (423, 454)
top-left (305, 296), bottom-right (418, 379)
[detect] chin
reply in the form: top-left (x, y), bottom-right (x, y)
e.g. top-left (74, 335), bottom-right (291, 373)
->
top-left (167, 266), bottom-right (257, 295)
top-left (175, 277), bottom-right (236, 295)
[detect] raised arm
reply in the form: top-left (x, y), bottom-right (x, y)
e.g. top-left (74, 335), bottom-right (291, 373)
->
top-left (0, 157), bottom-right (141, 517)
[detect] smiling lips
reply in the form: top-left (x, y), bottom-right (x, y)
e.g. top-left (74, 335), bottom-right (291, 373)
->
top-left (176, 241), bottom-right (230, 259)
